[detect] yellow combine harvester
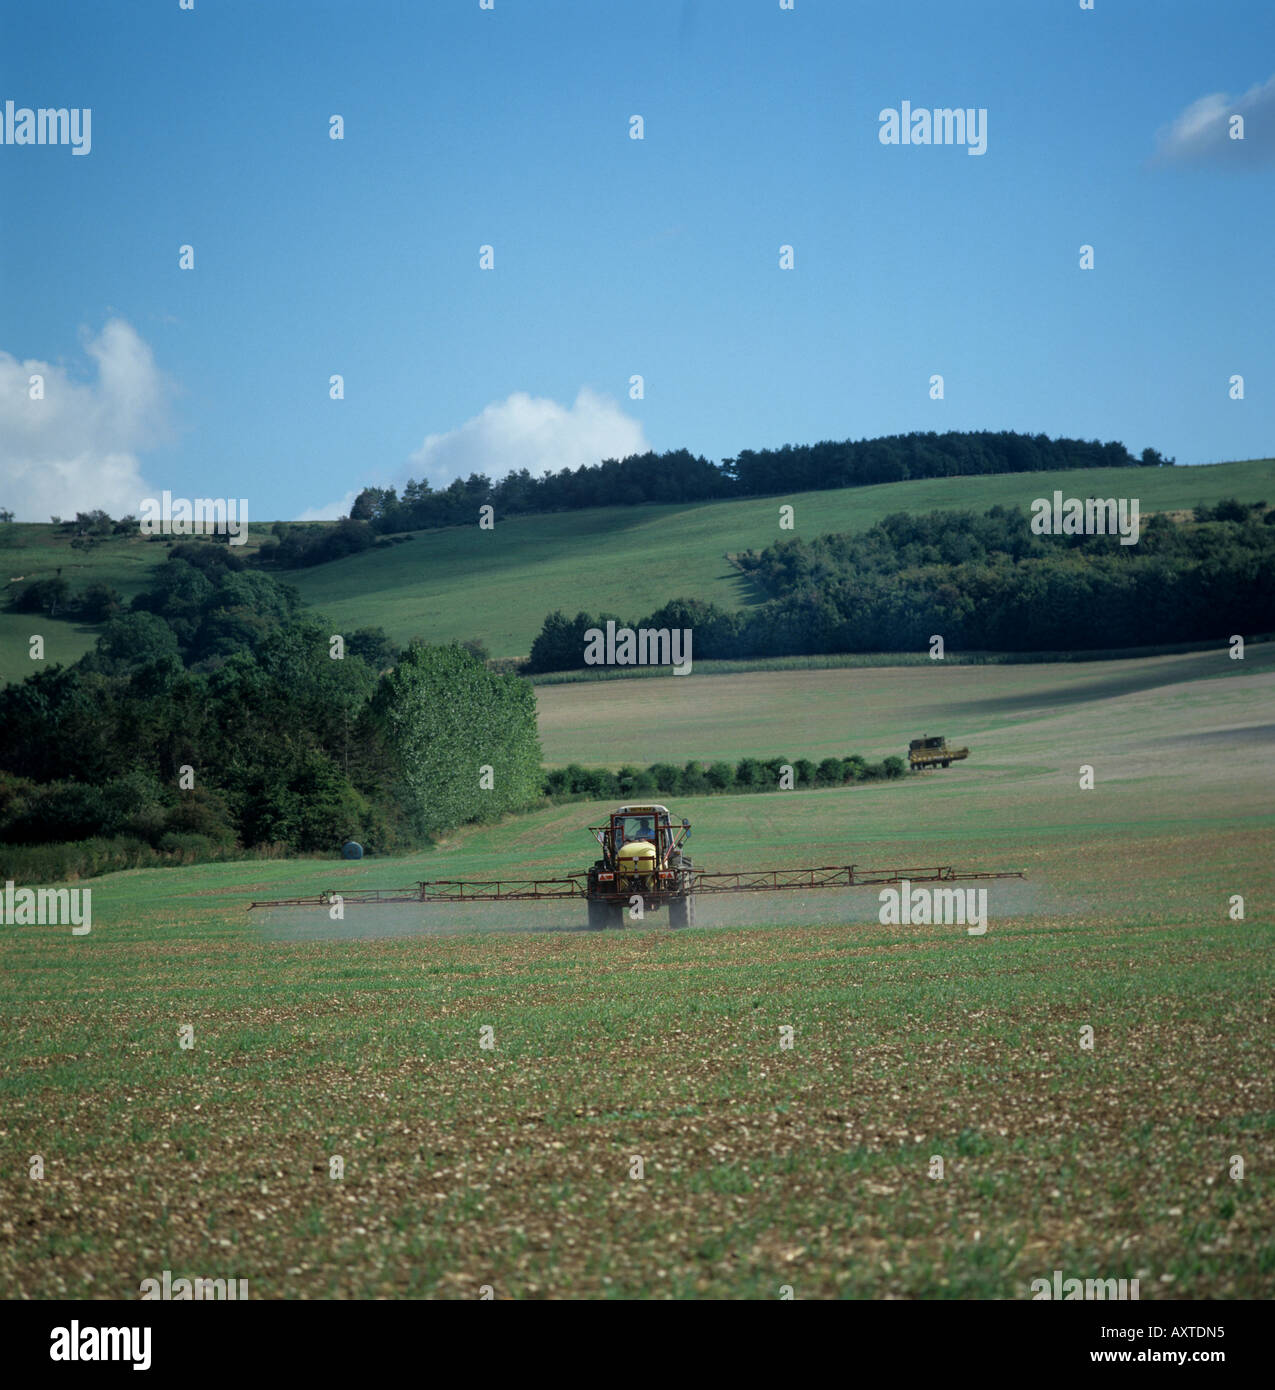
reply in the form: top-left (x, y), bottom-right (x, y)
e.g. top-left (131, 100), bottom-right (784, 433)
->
top-left (908, 735), bottom-right (970, 771)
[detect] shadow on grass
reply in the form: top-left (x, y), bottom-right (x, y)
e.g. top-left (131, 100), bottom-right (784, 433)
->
top-left (959, 648), bottom-right (1268, 718)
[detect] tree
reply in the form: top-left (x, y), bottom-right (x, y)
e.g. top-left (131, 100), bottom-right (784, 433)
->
top-left (526, 610), bottom-right (599, 674)
top-left (815, 758), bottom-right (845, 786)
top-left (679, 761), bottom-right (708, 795)
top-left (370, 643), bottom-right (542, 837)
top-left (350, 487), bottom-right (394, 521)
top-left (74, 509), bottom-right (115, 535)
top-left (1211, 497), bottom-right (1250, 523)
top-left (89, 611), bottom-right (182, 676)
top-left (347, 627), bottom-right (399, 671)
top-left (647, 763), bottom-right (682, 793)
top-left (10, 576), bottom-right (70, 616)
top-left (617, 764), bottom-right (657, 796)
top-left (734, 757), bottom-right (765, 789)
top-left (542, 768), bottom-right (572, 796)
top-left (80, 582), bottom-right (123, 623)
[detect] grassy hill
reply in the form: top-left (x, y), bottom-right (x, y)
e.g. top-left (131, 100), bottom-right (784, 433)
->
top-left (2, 457), bottom-right (1271, 680)
top-left (286, 458), bottom-right (1274, 660)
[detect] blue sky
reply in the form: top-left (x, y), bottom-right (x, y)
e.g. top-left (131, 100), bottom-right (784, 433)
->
top-left (2, 0), bottom-right (1272, 521)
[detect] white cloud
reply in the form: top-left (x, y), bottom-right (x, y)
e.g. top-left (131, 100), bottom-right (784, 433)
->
top-left (301, 387), bottom-right (650, 521)
top-left (0, 319), bottom-right (168, 520)
top-left (409, 387), bottom-right (649, 486)
top-left (296, 489), bottom-right (360, 522)
top-left (1155, 74), bottom-right (1275, 165)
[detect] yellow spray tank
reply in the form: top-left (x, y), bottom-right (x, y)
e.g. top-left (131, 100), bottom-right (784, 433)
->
top-left (616, 838), bottom-right (657, 881)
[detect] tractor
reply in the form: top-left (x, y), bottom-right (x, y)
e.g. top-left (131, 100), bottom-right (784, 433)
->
top-left (586, 804), bottom-right (695, 929)
top-left (250, 804), bottom-right (1025, 922)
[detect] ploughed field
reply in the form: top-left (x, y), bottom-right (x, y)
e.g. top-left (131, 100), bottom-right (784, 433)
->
top-left (0, 650), bottom-right (1271, 1297)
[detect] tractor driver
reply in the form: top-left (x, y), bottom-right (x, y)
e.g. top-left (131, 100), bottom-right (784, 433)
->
top-left (626, 816), bottom-right (654, 844)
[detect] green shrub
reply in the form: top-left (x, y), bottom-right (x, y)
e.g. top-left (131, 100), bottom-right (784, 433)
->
top-left (815, 758), bottom-right (845, 787)
top-left (705, 761), bottom-right (735, 791)
top-left (617, 765), bottom-right (658, 796)
top-left (647, 763), bottom-right (682, 794)
top-left (679, 761), bottom-right (708, 795)
top-left (734, 758), bottom-right (765, 789)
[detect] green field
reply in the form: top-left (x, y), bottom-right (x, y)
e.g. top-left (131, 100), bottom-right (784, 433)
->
top-left (4, 458), bottom-right (1270, 678)
top-left (537, 641), bottom-right (1275, 767)
top-left (2, 650), bottom-right (1270, 1298)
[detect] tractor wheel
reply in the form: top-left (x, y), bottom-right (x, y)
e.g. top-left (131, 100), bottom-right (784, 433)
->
top-left (608, 901), bottom-right (628, 929)
top-left (587, 898), bottom-right (608, 931)
top-left (669, 895), bottom-right (695, 929)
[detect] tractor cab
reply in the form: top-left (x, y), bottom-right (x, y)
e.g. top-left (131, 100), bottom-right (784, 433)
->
top-left (617, 811), bottom-right (658, 848)
top-left (589, 804), bottom-right (692, 877)
top-left (596, 804), bottom-right (688, 868)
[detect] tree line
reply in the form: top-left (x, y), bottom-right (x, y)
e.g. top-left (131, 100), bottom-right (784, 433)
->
top-left (545, 754), bottom-right (906, 802)
top-left (257, 430), bottom-right (1169, 568)
top-left (526, 502), bottom-right (1275, 670)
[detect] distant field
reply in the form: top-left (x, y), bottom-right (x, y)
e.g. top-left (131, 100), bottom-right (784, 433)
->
top-left (2, 459), bottom-right (1270, 676)
top-left (1, 646), bottom-right (1271, 1297)
top-left (536, 641), bottom-right (1275, 768)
